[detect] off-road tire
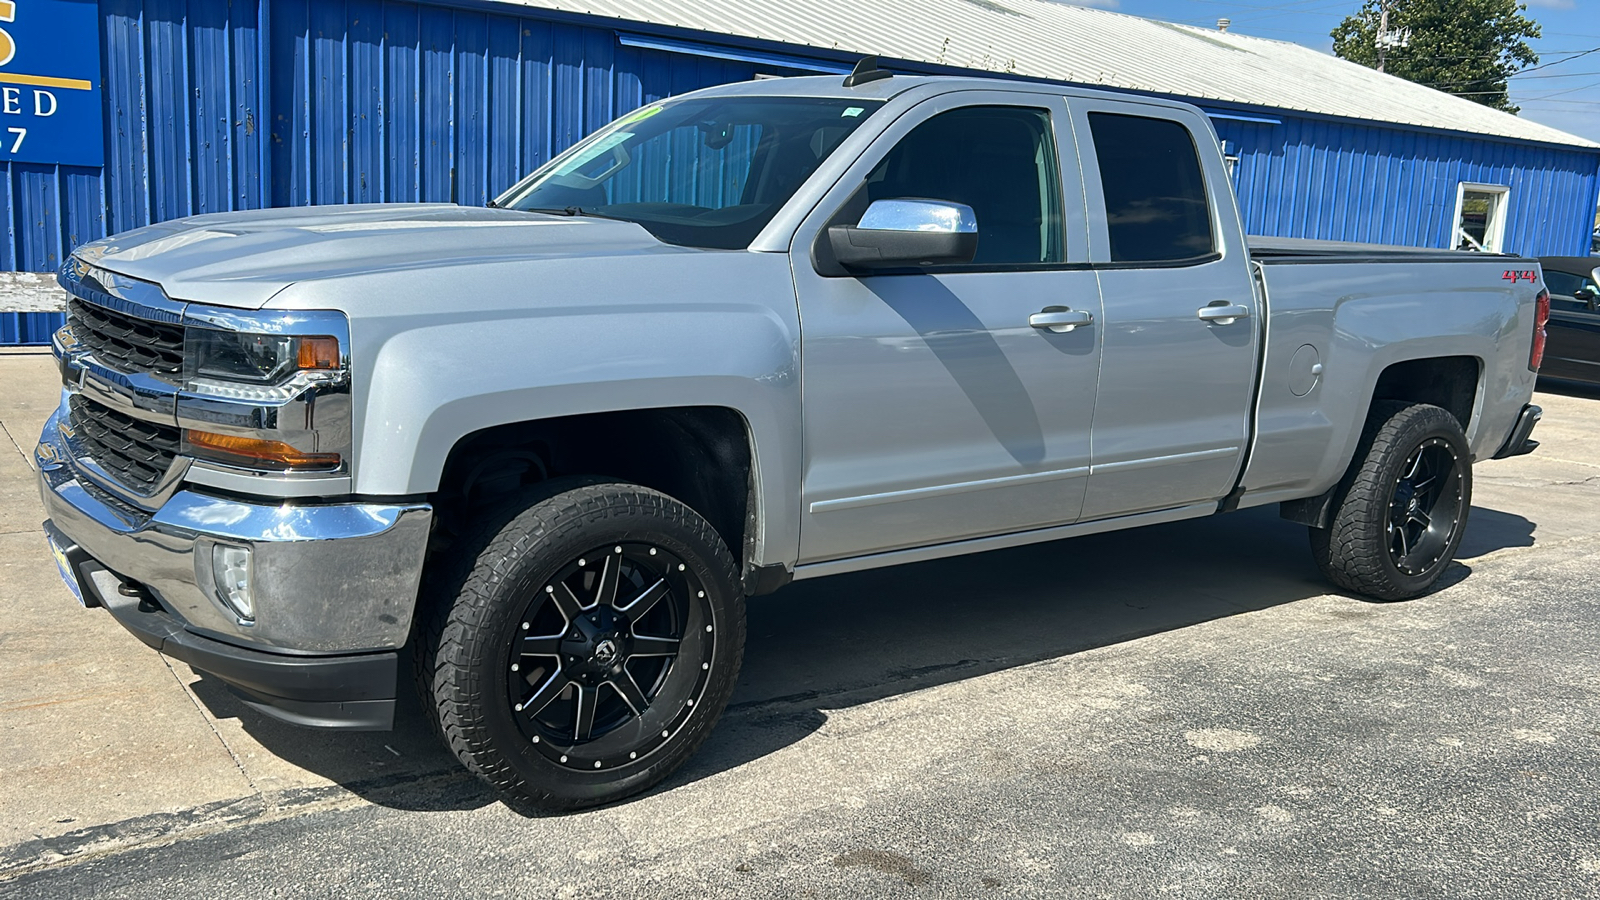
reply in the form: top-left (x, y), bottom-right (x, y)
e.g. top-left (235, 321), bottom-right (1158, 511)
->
top-left (416, 479), bottom-right (745, 810)
top-left (1310, 401), bottom-right (1472, 601)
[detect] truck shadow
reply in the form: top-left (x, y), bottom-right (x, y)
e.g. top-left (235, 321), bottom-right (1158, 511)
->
top-left (185, 671), bottom-right (493, 812)
top-left (663, 502), bottom-right (1525, 795)
top-left (192, 502), bottom-right (1533, 814)
top-left (1454, 506), bottom-right (1535, 560)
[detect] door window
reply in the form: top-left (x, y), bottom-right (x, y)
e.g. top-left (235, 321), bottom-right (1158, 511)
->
top-left (1087, 113), bottom-right (1215, 263)
top-left (1453, 184), bottom-right (1509, 252)
top-left (861, 106), bottom-right (1063, 266)
top-left (1545, 269), bottom-right (1600, 314)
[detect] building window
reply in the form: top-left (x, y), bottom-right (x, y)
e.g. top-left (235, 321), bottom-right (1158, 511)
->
top-left (1452, 183), bottom-right (1509, 253)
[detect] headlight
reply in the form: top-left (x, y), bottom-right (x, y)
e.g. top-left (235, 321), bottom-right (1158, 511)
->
top-left (189, 329), bottom-right (341, 384)
top-left (175, 306), bottom-right (353, 476)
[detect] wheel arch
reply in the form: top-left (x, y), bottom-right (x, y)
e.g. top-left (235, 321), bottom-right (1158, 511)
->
top-left (1281, 356), bottom-right (1482, 529)
top-left (427, 404), bottom-right (770, 589)
top-left (1367, 355), bottom-right (1483, 435)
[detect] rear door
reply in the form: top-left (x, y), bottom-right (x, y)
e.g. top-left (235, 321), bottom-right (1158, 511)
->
top-left (1070, 101), bottom-right (1261, 520)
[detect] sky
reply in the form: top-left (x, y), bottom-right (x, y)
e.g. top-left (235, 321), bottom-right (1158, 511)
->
top-left (1074, 0), bottom-right (1600, 146)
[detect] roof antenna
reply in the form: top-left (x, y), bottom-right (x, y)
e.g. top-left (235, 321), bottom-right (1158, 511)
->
top-left (842, 56), bottom-right (892, 88)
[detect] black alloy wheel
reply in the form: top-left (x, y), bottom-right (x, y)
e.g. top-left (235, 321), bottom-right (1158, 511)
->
top-left (507, 541), bottom-right (716, 771)
top-left (418, 479), bottom-right (745, 810)
top-left (1385, 438), bottom-right (1464, 577)
top-left (1311, 401), bottom-right (1473, 601)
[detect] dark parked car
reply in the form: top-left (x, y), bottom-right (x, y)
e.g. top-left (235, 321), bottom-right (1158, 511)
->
top-left (1539, 256), bottom-right (1600, 386)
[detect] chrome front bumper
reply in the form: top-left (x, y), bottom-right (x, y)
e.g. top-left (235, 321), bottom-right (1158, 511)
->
top-left (36, 404), bottom-right (432, 656)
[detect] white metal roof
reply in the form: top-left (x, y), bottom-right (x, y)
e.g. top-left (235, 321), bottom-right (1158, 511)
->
top-left (507, 0), bottom-right (1600, 150)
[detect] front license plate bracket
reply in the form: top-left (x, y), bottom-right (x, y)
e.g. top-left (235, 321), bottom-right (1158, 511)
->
top-left (43, 523), bottom-right (96, 609)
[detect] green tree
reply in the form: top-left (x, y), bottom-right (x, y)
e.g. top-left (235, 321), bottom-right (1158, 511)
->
top-left (1331, 0), bottom-right (1540, 113)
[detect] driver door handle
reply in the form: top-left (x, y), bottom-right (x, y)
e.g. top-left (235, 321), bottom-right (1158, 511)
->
top-left (1197, 303), bottom-right (1251, 325)
top-left (1029, 307), bottom-right (1094, 333)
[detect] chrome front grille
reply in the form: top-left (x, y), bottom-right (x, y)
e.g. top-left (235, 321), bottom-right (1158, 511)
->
top-left (68, 394), bottom-right (181, 494)
top-left (68, 297), bottom-right (185, 381)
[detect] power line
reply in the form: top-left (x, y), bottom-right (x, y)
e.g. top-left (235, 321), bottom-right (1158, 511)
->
top-left (1515, 70), bottom-right (1600, 80)
top-left (1422, 71), bottom-right (1600, 88)
top-left (1520, 81), bottom-right (1600, 102)
top-left (1382, 49), bottom-right (1599, 62)
top-left (1448, 81), bottom-right (1600, 99)
top-left (1513, 46), bottom-right (1600, 76)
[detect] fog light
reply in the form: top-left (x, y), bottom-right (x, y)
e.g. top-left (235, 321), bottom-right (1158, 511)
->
top-left (212, 544), bottom-right (254, 622)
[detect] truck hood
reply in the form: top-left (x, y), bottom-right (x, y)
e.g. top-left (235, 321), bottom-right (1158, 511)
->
top-left (73, 204), bottom-right (690, 310)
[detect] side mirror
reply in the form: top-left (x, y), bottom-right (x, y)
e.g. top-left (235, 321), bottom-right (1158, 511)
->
top-left (1576, 287), bottom-right (1597, 309)
top-left (826, 199), bottom-right (978, 271)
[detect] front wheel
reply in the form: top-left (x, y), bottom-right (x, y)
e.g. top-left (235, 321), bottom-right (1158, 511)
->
top-left (419, 480), bottom-right (745, 810)
top-left (1311, 402), bottom-right (1472, 601)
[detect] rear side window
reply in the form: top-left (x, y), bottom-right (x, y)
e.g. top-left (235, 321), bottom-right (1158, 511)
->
top-left (1088, 113), bottom-right (1215, 263)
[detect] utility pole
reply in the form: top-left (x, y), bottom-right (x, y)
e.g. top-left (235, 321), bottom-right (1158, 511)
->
top-left (1377, 1), bottom-right (1389, 72)
top-left (1375, 0), bottom-right (1411, 74)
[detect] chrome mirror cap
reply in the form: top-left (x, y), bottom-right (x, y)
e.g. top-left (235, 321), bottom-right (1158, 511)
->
top-left (857, 199), bottom-right (977, 234)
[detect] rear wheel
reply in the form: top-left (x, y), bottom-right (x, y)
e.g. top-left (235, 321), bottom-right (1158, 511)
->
top-left (419, 480), bottom-right (745, 810)
top-left (1311, 402), bottom-right (1472, 601)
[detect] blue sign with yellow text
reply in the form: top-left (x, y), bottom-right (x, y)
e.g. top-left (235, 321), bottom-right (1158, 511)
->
top-left (0, 0), bottom-right (102, 167)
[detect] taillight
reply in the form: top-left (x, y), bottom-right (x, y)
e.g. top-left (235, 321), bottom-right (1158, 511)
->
top-left (1530, 288), bottom-right (1550, 371)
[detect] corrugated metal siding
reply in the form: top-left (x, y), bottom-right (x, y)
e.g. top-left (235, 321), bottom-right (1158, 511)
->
top-left (0, 0), bottom-right (771, 281)
top-left (266, 0), bottom-right (770, 208)
top-left (1215, 116), bottom-right (1600, 253)
top-left (0, 311), bottom-right (66, 345)
top-left (0, 0), bottom-right (1596, 307)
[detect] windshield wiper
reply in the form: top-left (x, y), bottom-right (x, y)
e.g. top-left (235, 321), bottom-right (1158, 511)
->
top-left (517, 206), bottom-right (626, 223)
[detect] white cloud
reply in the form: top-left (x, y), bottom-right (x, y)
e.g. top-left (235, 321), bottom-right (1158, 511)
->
top-left (1524, 0), bottom-right (1574, 9)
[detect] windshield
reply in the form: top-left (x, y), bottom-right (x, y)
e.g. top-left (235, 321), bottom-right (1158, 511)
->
top-left (498, 96), bottom-right (886, 250)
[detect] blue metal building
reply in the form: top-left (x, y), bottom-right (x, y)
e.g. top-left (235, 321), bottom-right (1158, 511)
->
top-left (4, 0), bottom-right (1598, 344)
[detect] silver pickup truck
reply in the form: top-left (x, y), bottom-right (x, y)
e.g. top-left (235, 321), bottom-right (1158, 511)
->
top-left (36, 67), bottom-right (1549, 810)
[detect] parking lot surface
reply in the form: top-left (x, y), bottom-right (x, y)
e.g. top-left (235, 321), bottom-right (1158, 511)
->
top-left (3, 349), bottom-right (1599, 897)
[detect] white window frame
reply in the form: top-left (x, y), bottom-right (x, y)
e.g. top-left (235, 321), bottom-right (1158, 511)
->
top-left (1451, 182), bottom-right (1510, 253)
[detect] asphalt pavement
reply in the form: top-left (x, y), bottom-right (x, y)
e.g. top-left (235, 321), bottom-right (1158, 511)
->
top-left (3, 349), bottom-right (1599, 898)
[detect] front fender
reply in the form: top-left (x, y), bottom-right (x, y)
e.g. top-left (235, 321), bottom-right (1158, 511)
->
top-left (266, 252), bottom-right (803, 568)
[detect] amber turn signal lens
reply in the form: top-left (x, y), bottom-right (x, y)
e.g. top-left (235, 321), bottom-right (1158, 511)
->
top-left (297, 336), bottom-right (341, 370)
top-left (185, 430), bottom-right (341, 470)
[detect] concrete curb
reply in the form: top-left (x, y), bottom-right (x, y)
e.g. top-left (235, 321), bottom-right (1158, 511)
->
top-left (0, 273), bottom-right (64, 313)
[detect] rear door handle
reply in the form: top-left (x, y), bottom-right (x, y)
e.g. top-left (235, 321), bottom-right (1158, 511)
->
top-left (1197, 303), bottom-right (1251, 325)
top-left (1029, 307), bottom-right (1094, 333)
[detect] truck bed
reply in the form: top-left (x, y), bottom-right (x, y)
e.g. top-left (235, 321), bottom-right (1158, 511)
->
top-left (1248, 235), bottom-right (1518, 263)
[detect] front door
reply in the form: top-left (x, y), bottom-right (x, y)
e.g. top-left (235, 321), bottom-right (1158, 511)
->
top-left (1070, 103), bottom-right (1261, 520)
top-left (791, 94), bottom-right (1103, 563)
top-left (1543, 268), bottom-right (1600, 383)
